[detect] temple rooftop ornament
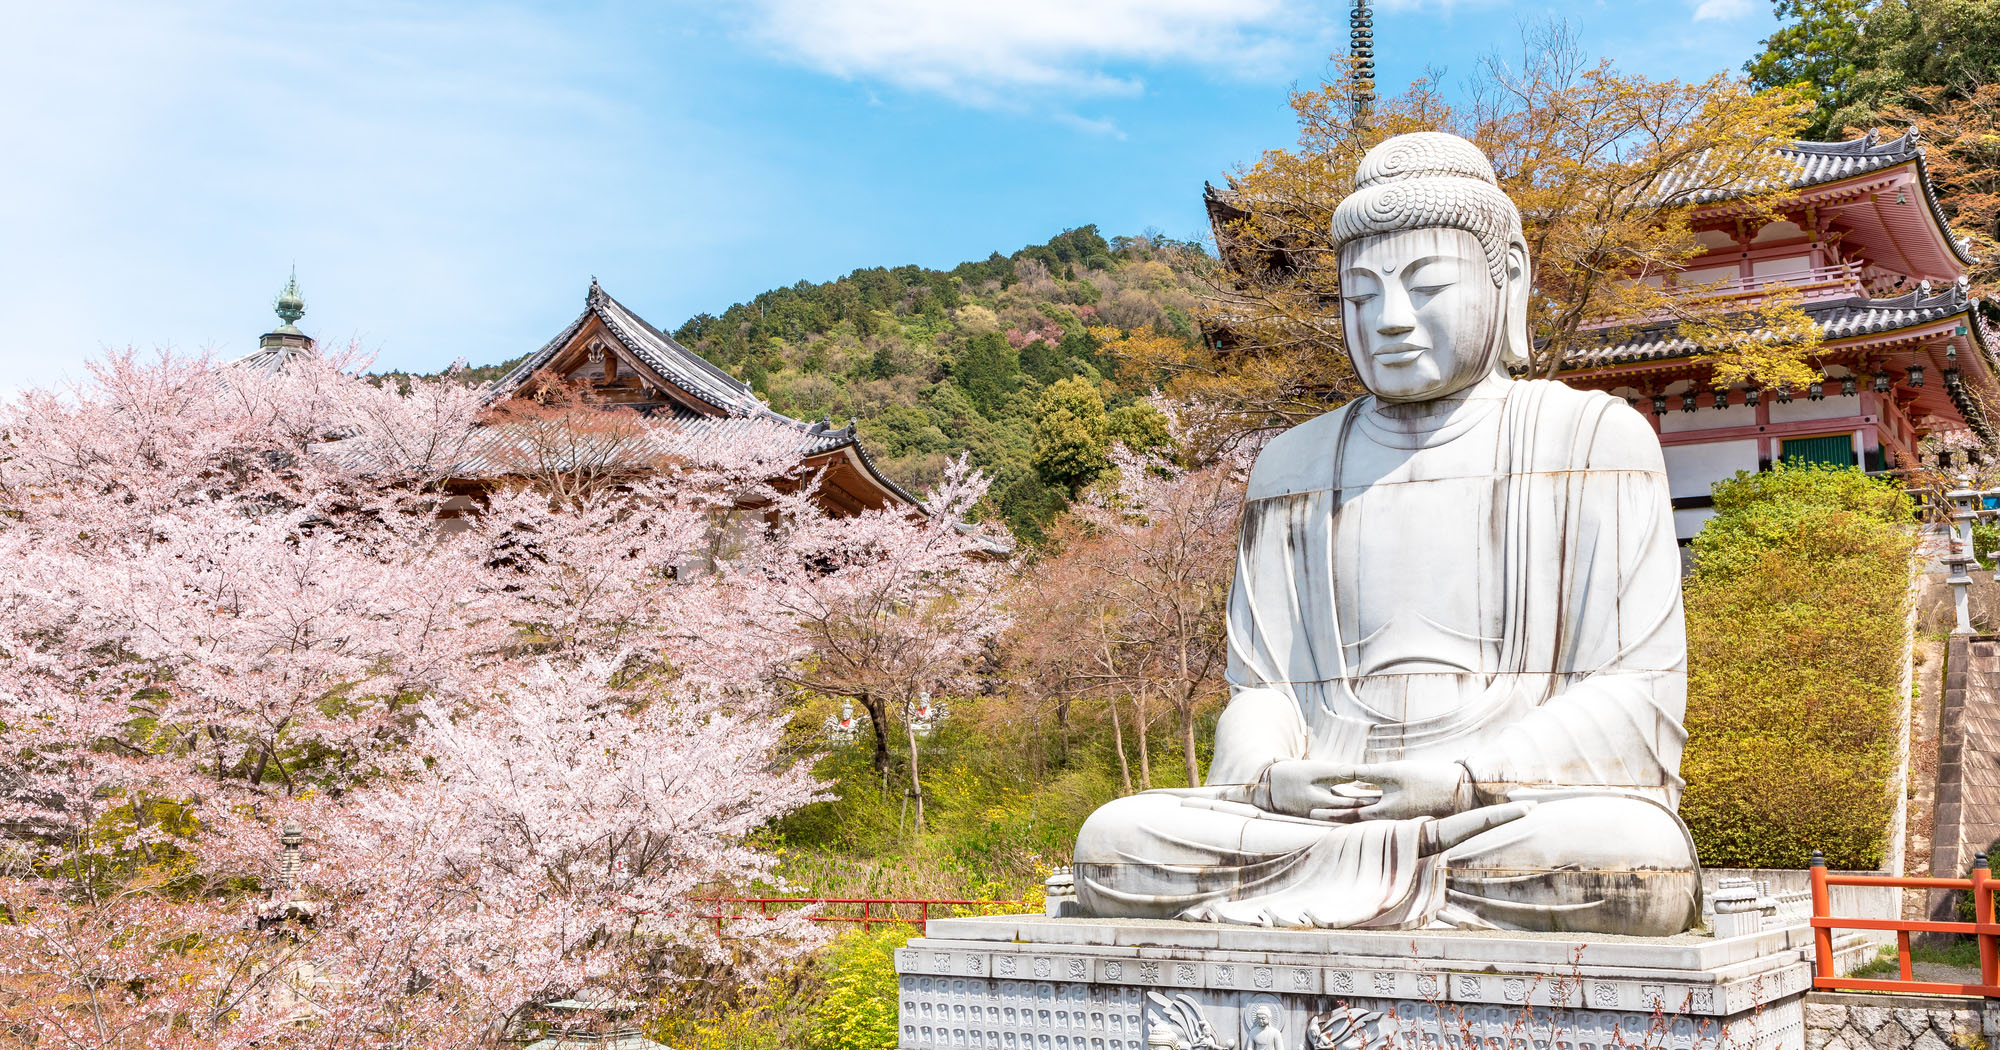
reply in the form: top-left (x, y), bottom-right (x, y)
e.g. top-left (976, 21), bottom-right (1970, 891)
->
top-left (273, 267), bottom-right (306, 334)
top-left (233, 267), bottom-right (317, 373)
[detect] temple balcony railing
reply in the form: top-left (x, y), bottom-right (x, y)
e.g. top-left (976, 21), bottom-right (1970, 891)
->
top-left (1582, 261), bottom-right (1868, 332)
top-left (1674, 260), bottom-right (1867, 305)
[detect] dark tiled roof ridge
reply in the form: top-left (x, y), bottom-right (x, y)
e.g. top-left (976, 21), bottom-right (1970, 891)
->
top-left (485, 282), bottom-right (765, 415)
top-left (1566, 281), bottom-right (1982, 369)
top-left (586, 284), bottom-right (761, 412)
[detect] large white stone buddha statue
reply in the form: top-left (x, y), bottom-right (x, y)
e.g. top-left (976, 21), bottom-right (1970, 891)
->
top-left (1073, 132), bottom-right (1699, 936)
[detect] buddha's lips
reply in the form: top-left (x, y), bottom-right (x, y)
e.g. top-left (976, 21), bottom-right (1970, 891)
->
top-left (1373, 342), bottom-right (1427, 365)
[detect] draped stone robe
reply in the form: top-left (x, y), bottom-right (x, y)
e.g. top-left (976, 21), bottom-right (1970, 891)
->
top-left (1073, 380), bottom-right (1700, 934)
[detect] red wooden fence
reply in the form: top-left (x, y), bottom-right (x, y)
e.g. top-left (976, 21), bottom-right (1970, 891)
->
top-left (1810, 849), bottom-right (2000, 996)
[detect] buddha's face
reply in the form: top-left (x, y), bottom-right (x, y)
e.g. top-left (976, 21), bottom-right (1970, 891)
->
top-left (1339, 228), bottom-right (1503, 403)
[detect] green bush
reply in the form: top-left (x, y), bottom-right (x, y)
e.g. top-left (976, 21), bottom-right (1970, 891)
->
top-left (805, 926), bottom-right (907, 1050)
top-left (1680, 464), bottom-right (1915, 869)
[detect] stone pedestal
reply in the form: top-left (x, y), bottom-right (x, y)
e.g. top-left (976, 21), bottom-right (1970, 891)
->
top-left (896, 916), bottom-right (1867, 1050)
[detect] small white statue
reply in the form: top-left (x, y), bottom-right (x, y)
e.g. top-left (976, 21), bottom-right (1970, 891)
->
top-left (1246, 1004), bottom-right (1284, 1050)
top-left (1071, 132), bottom-right (1699, 935)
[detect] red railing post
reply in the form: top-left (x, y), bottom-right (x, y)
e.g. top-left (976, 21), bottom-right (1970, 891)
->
top-left (1976, 853), bottom-right (1997, 989)
top-left (921, 901), bottom-right (930, 928)
top-left (1810, 850), bottom-right (1835, 984)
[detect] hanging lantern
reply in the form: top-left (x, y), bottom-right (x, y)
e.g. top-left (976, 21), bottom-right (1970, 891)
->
top-left (1775, 383), bottom-right (1793, 404)
top-left (1840, 375), bottom-right (1857, 396)
top-left (1713, 389), bottom-right (1730, 409)
top-left (1651, 394), bottom-right (1668, 415)
top-left (1910, 365), bottom-right (1926, 387)
top-left (1807, 379), bottom-right (1824, 400)
top-left (1681, 393), bottom-right (1698, 412)
top-left (1874, 372), bottom-right (1892, 393)
top-left (1744, 386), bottom-right (1761, 407)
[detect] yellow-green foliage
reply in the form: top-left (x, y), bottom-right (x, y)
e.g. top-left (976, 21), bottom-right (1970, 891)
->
top-left (1681, 464), bottom-right (1915, 869)
top-left (805, 925), bottom-right (907, 1050)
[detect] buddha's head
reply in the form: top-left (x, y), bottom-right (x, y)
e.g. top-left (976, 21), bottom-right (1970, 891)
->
top-left (1330, 132), bottom-right (1532, 403)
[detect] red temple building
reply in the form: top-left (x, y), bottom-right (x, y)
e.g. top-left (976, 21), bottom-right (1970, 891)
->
top-left (1206, 129), bottom-right (1996, 542)
top-left (1556, 130), bottom-right (1992, 540)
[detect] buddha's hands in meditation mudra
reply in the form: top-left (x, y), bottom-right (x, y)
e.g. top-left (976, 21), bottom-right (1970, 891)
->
top-left (1259, 758), bottom-right (1534, 857)
top-left (1260, 759), bottom-right (1471, 821)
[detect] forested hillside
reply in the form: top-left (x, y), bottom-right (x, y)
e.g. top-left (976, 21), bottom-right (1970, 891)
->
top-left (661, 226), bottom-right (1205, 538)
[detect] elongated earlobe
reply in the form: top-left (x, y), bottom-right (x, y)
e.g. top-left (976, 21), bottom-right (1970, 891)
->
top-left (1500, 243), bottom-right (1531, 368)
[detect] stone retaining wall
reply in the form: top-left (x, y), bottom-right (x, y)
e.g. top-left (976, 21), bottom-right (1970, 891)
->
top-left (1804, 991), bottom-right (2000, 1050)
top-left (1930, 635), bottom-right (2000, 923)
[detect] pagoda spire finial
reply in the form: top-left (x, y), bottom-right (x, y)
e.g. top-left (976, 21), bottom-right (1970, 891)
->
top-left (272, 266), bottom-right (305, 333)
top-left (1350, 0), bottom-right (1375, 123)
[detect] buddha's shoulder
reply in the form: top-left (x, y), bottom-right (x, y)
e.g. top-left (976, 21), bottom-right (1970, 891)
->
top-left (1245, 404), bottom-right (1354, 500)
top-left (1511, 379), bottom-right (1665, 473)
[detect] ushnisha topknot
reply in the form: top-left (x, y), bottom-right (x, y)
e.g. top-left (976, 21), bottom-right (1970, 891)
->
top-left (1329, 132), bottom-right (1523, 286)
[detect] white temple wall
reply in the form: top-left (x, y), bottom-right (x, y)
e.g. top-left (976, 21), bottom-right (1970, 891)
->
top-left (1674, 507), bottom-right (1718, 541)
top-left (1663, 439), bottom-right (1760, 501)
top-left (1661, 403), bottom-right (1757, 432)
top-left (1768, 398), bottom-right (1861, 424)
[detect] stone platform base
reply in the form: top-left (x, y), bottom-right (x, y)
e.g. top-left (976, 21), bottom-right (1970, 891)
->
top-left (896, 916), bottom-right (1870, 1050)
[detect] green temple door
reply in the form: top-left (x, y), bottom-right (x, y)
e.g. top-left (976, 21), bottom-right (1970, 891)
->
top-left (1779, 433), bottom-right (1856, 468)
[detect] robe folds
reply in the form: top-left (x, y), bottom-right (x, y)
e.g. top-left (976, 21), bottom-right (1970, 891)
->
top-left (1073, 380), bottom-right (1701, 934)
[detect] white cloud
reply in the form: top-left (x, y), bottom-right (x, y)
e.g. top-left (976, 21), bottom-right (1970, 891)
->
top-left (1692, 0), bottom-right (1755, 21)
top-left (737, 0), bottom-right (1323, 107)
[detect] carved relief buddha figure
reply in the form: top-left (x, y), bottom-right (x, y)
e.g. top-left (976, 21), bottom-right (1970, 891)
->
top-left (1072, 133), bottom-right (1699, 935)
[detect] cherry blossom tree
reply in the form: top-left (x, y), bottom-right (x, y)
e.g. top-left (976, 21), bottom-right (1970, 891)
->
top-left (0, 347), bottom-right (996, 1048)
top-left (771, 455), bottom-right (1011, 832)
top-left (1062, 442), bottom-right (1247, 788)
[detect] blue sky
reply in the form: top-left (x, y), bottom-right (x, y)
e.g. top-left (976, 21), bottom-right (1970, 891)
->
top-left (0, 0), bottom-right (1783, 388)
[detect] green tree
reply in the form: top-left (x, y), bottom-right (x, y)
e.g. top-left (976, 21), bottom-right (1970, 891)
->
top-left (1032, 377), bottom-right (1110, 495)
top-left (1746, 0), bottom-right (1874, 137)
top-left (1750, 0), bottom-right (2000, 136)
top-left (1106, 402), bottom-right (1171, 454)
top-left (949, 332), bottom-right (1021, 418)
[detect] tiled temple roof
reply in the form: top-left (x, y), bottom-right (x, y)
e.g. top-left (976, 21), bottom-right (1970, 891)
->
top-left (487, 281), bottom-right (767, 415)
top-left (1656, 129), bottom-right (1929, 205)
top-left (1568, 284), bottom-right (1981, 369)
top-left (1657, 128), bottom-right (1975, 266)
top-left (312, 278), bottom-right (928, 508)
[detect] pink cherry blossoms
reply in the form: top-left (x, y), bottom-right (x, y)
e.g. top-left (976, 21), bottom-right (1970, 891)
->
top-left (0, 348), bottom-right (1005, 1049)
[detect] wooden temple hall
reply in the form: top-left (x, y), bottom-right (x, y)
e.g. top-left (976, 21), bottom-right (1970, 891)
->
top-left (1204, 128), bottom-right (1997, 542)
top-left (241, 276), bottom-right (918, 516)
top-left (1557, 130), bottom-right (1994, 540)
top-left (478, 280), bottom-right (918, 515)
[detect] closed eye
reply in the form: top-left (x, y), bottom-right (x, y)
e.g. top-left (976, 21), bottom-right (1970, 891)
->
top-left (1410, 284), bottom-right (1451, 297)
top-left (1342, 294), bottom-right (1377, 305)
